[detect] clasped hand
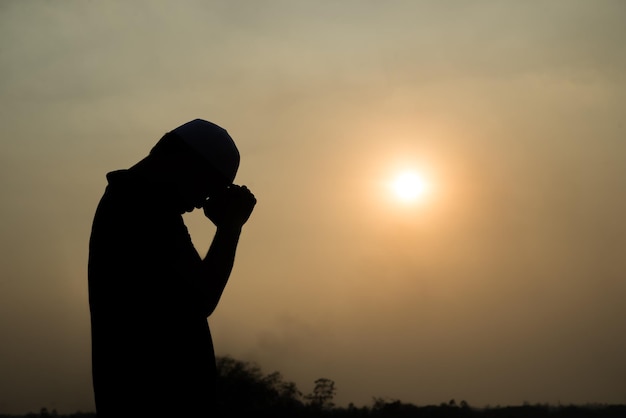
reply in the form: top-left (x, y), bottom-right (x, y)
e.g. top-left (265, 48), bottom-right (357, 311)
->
top-left (202, 184), bottom-right (256, 229)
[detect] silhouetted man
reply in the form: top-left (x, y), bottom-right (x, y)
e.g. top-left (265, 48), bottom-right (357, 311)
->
top-left (88, 119), bottom-right (256, 417)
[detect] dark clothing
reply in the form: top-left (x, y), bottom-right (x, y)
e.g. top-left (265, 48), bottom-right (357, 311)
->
top-left (88, 170), bottom-right (217, 417)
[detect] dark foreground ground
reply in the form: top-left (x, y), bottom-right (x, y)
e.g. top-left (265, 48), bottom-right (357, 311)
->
top-left (4, 403), bottom-right (626, 418)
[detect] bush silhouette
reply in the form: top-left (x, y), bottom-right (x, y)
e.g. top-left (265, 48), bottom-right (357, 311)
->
top-left (215, 355), bottom-right (305, 417)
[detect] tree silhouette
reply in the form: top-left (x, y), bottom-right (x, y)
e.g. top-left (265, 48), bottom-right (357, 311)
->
top-left (305, 377), bottom-right (337, 410)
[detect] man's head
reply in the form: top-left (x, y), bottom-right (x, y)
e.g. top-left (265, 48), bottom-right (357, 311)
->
top-left (148, 119), bottom-right (241, 212)
top-left (170, 119), bottom-right (240, 184)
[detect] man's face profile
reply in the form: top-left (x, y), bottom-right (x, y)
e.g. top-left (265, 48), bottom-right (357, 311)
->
top-left (173, 150), bottom-right (231, 213)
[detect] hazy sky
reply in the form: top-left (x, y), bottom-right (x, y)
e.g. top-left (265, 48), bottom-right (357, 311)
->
top-left (1, 0), bottom-right (626, 414)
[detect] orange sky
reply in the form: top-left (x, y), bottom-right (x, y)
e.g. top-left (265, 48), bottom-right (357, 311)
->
top-left (1, 1), bottom-right (626, 414)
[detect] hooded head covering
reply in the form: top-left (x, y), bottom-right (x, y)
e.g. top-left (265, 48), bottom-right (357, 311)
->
top-left (171, 119), bottom-right (240, 184)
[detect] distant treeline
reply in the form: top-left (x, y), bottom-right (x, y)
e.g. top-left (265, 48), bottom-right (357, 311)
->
top-left (4, 355), bottom-right (625, 418)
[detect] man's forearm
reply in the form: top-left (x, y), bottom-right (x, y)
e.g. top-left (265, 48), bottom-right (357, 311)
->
top-left (199, 226), bottom-right (243, 316)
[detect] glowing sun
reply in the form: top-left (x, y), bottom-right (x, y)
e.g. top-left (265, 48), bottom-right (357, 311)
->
top-left (390, 170), bottom-right (429, 203)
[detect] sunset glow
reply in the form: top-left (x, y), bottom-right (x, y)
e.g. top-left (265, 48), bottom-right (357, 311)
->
top-left (390, 170), bottom-right (429, 203)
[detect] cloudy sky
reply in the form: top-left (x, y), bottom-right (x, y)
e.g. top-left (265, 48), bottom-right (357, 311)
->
top-left (1, 0), bottom-right (625, 414)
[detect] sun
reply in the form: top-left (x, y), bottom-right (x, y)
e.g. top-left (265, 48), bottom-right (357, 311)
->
top-left (390, 170), bottom-right (429, 203)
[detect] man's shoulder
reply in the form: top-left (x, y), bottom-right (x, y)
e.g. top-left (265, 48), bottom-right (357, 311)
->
top-left (102, 169), bottom-right (154, 204)
top-left (105, 169), bottom-right (140, 190)
top-left (92, 170), bottom-right (151, 224)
